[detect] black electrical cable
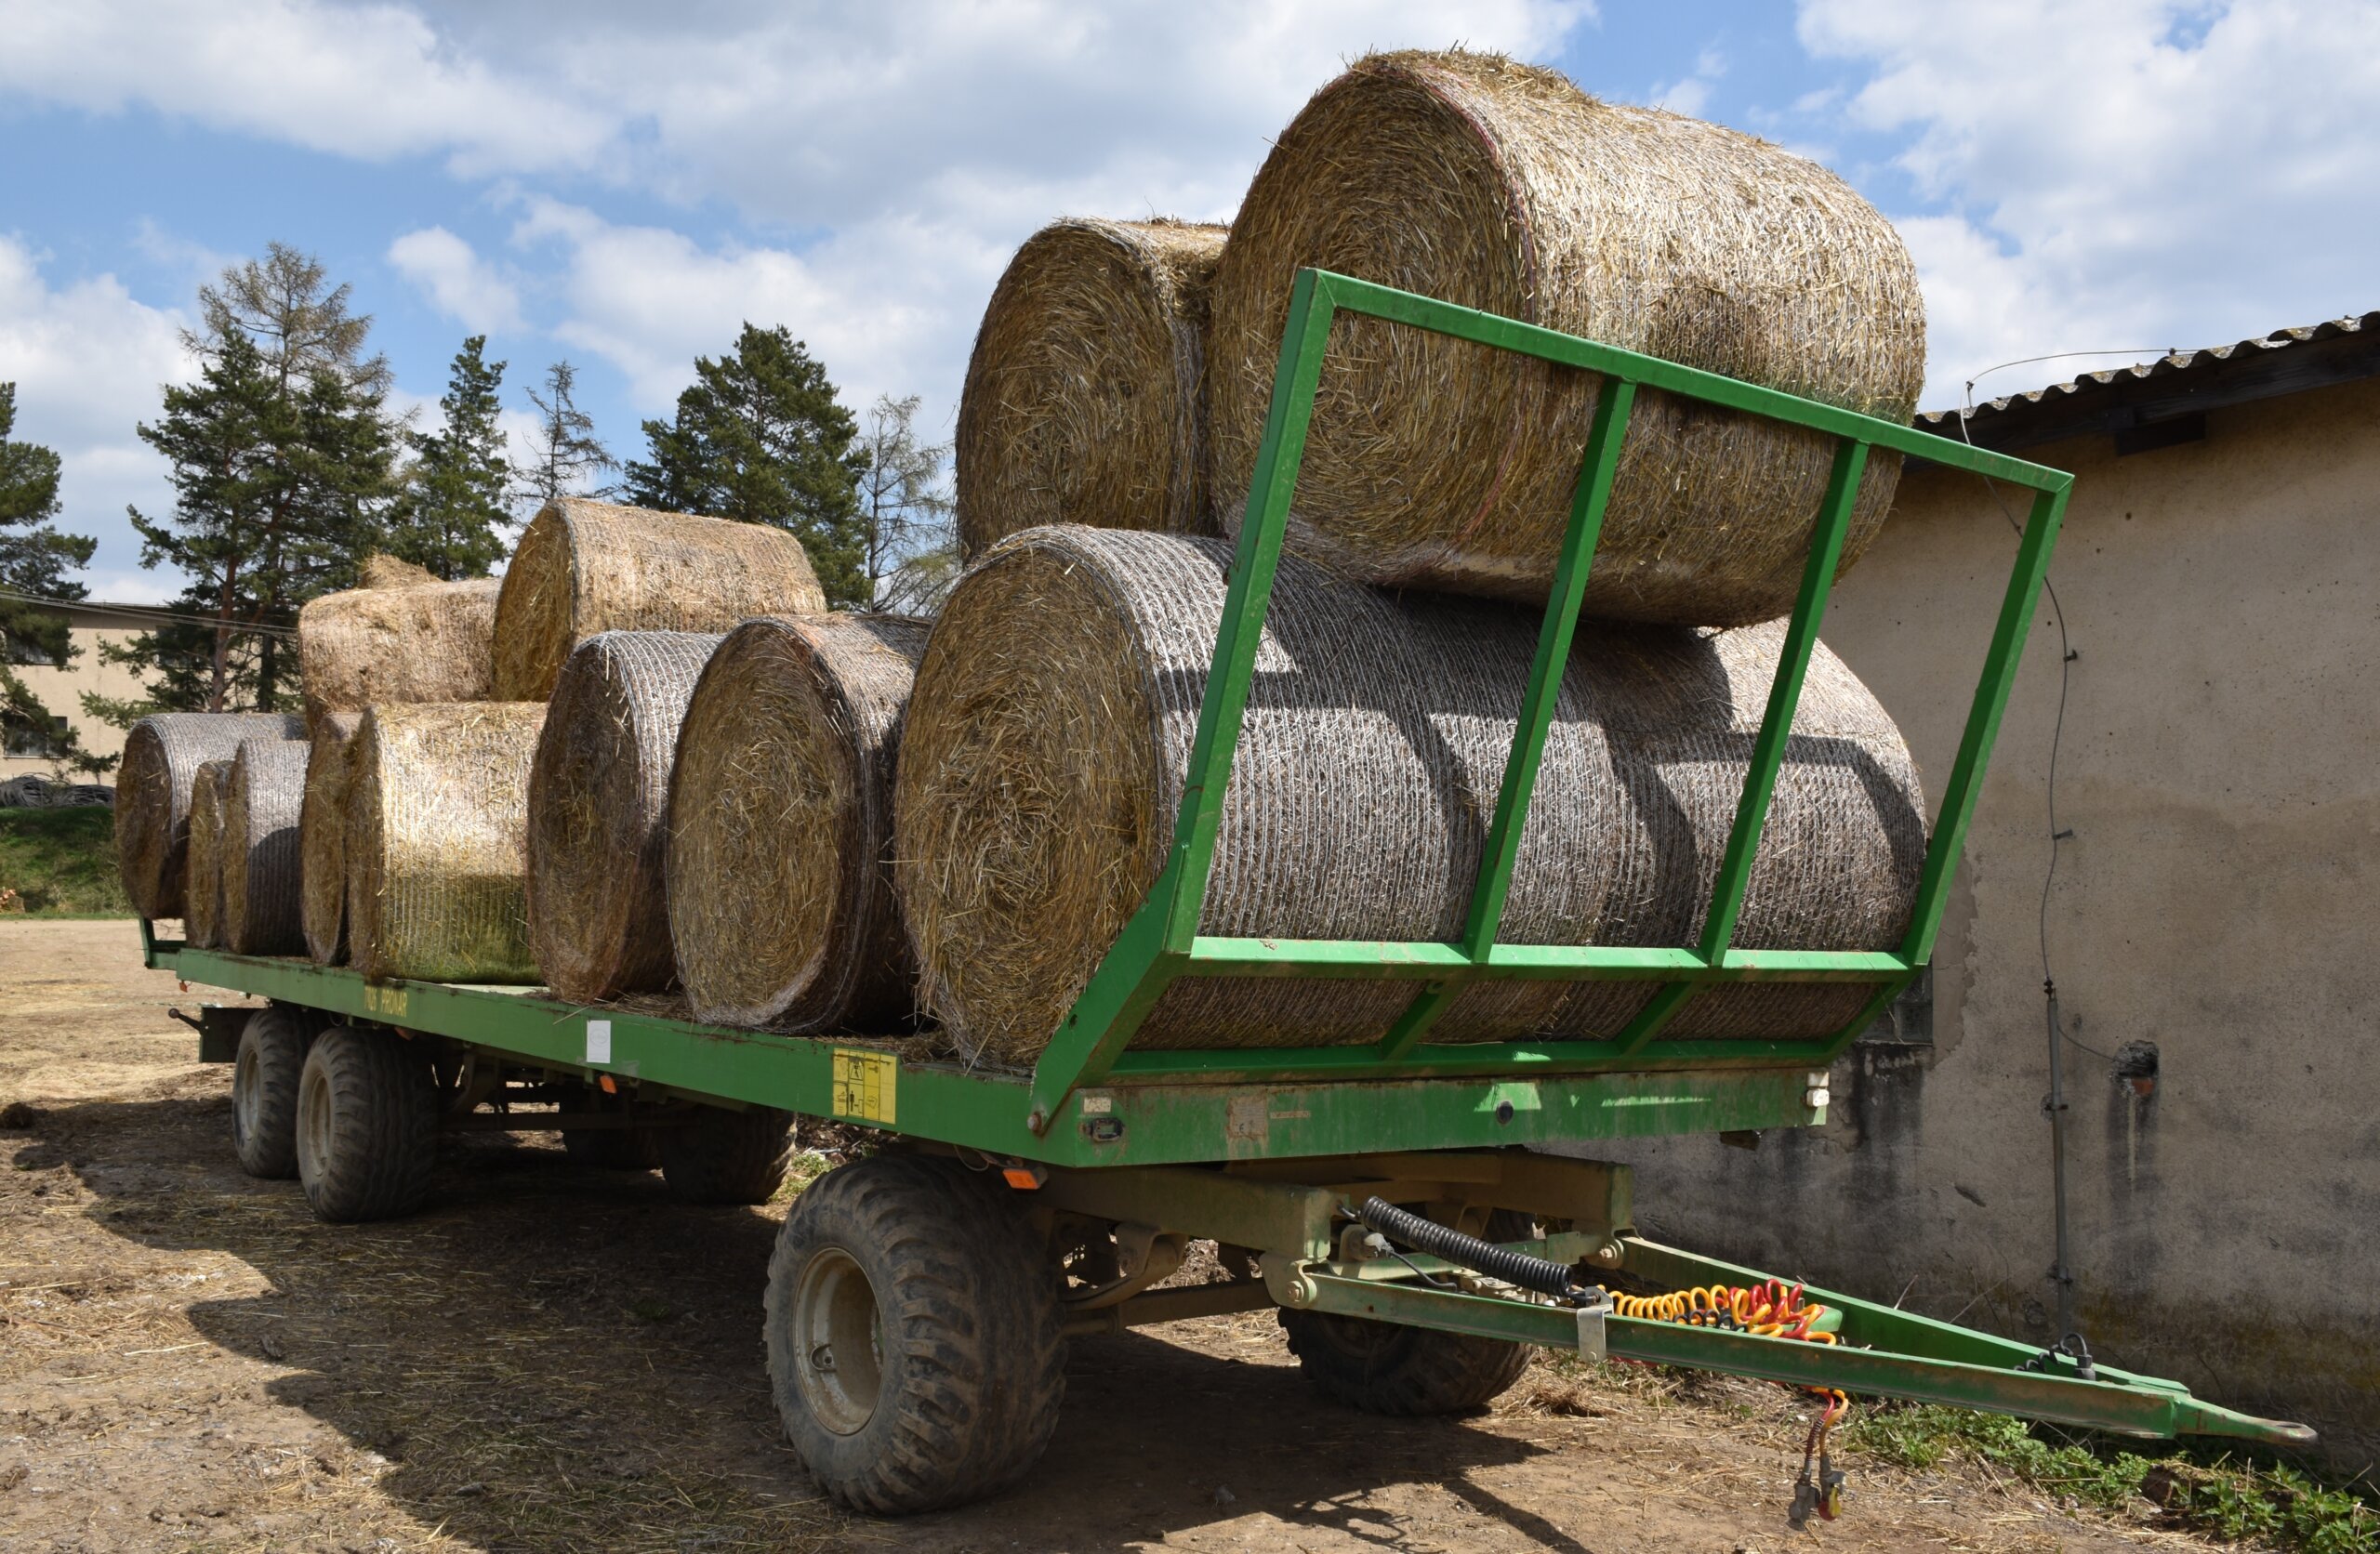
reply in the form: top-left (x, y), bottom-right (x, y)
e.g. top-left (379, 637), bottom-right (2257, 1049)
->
top-left (1355, 1196), bottom-right (1580, 1301)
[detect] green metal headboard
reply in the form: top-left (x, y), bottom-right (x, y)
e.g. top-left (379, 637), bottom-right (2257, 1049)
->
top-left (1026, 268), bottom-right (2071, 1132)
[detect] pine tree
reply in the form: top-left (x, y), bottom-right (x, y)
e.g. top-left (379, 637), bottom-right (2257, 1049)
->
top-left (513, 360), bottom-right (616, 515)
top-left (389, 336), bottom-right (509, 580)
top-left (1, 382), bottom-right (104, 773)
top-left (623, 324), bottom-right (868, 605)
top-left (854, 393), bottom-right (958, 613)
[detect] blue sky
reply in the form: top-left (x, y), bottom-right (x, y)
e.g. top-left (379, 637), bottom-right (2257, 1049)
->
top-left (3, 0), bottom-right (2375, 601)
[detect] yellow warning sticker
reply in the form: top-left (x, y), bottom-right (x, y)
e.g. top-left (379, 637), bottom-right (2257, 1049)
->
top-left (830, 1048), bottom-right (899, 1126)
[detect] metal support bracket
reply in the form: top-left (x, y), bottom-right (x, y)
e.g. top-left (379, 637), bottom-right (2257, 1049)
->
top-left (1572, 1287), bottom-right (1614, 1363)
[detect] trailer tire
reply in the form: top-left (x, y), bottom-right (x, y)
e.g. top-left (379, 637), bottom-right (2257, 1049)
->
top-left (295, 1025), bottom-right (438, 1223)
top-left (1279, 1209), bottom-right (1536, 1416)
top-left (231, 1006), bottom-right (310, 1179)
top-left (660, 1106), bottom-right (794, 1204)
top-left (765, 1154), bottom-right (1064, 1514)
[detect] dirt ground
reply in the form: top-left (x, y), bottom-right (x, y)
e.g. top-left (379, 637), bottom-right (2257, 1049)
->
top-left (0, 919), bottom-right (2214, 1553)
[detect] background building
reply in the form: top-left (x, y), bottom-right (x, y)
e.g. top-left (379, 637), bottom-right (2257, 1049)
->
top-left (1, 600), bottom-right (176, 782)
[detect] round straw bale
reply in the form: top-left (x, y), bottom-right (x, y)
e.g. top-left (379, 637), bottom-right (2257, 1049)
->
top-left (524, 630), bottom-right (723, 1003)
top-left (347, 703), bottom-right (549, 983)
top-left (493, 498), bottom-right (828, 703)
top-left (115, 712), bottom-right (307, 917)
top-left (300, 712), bottom-right (364, 963)
top-left (220, 738), bottom-right (310, 955)
top-left (892, 527), bottom-right (1924, 1064)
top-left (1205, 49), bottom-right (1925, 622)
top-left (359, 554), bottom-right (439, 588)
top-left (183, 760), bottom-right (231, 950)
top-left (298, 576), bottom-right (499, 729)
top-left (957, 217), bottom-right (1227, 559)
top-left (668, 613), bottom-right (931, 1031)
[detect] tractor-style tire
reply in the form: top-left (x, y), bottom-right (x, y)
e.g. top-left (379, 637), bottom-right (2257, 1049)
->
top-left (659, 1105), bottom-right (795, 1205)
top-left (295, 1025), bottom-right (438, 1223)
top-left (764, 1154), bottom-right (1065, 1514)
top-left (1279, 1209), bottom-right (1536, 1416)
top-left (231, 1006), bottom-right (311, 1179)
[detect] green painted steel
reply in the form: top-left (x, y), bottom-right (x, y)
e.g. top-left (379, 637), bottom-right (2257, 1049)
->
top-left (1025, 269), bottom-right (2072, 1128)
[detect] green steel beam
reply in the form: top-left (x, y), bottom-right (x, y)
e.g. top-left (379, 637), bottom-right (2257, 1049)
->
top-left (1179, 939), bottom-right (1913, 981)
top-left (1103, 1037), bottom-right (1839, 1084)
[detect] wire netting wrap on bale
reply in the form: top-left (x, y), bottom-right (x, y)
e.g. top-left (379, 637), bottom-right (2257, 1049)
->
top-left (524, 631), bottom-right (722, 1003)
top-left (668, 613), bottom-right (930, 1032)
top-left (892, 527), bottom-right (1924, 1065)
top-left (300, 712), bottom-right (364, 963)
top-left (298, 575), bottom-right (499, 729)
top-left (183, 761), bottom-right (231, 950)
top-left (221, 738), bottom-right (310, 955)
top-left (1205, 49), bottom-right (1924, 623)
top-left (493, 497), bottom-right (829, 703)
top-left (115, 712), bottom-right (307, 917)
top-left (957, 217), bottom-right (1227, 559)
top-left (348, 703), bottom-right (549, 983)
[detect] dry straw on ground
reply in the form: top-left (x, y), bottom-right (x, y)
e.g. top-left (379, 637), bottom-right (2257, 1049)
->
top-left (893, 527), bottom-right (1924, 1064)
top-left (220, 738), bottom-right (310, 955)
top-left (1205, 49), bottom-right (1925, 623)
top-left (115, 712), bottom-right (307, 918)
top-left (347, 703), bottom-right (549, 983)
top-left (300, 712), bottom-right (364, 963)
top-left (668, 613), bottom-right (930, 1031)
top-left (493, 498), bottom-right (828, 702)
top-left (956, 217), bottom-right (1227, 559)
top-left (298, 576), bottom-right (500, 729)
top-left (525, 630), bottom-right (723, 1003)
top-left (182, 761), bottom-right (231, 950)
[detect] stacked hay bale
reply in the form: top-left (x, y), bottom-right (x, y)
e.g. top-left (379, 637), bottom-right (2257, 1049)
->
top-left (957, 218), bottom-right (1226, 558)
top-left (525, 631), bottom-right (722, 1003)
top-left (183, 760), bottom-right (232, 950)
top-left (116, 713), bottom-right (306, 917)
top-left (668, 614), bottom-right (930, 1031)
top-left (299, 713), bottom-right (364, 963)
top-left (298, 563), bottom-right (499, 729)
top-left (892, 529), bottom-right (1924, 1063)
top-left (220, 738), bottom-right (311, 955)
top-left (494, 498), bottom-right (828, 701)
top-left (347, 703), bottom-right (548, 982)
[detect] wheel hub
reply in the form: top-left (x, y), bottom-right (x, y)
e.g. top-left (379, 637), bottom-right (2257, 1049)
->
top-left (791, 1246), bottom-right (884, 1436)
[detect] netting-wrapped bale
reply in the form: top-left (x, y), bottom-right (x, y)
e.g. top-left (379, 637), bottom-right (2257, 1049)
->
top-left (300, 712), bottom-right (364, 963)
top-left (957, 217), bottom-right (1227, 559)
top-left (1205, 49), bottom-right (1925, 623)
top-left (115, 712), bottom-right (306, 917)
top-left (893, 527), bottom-right (1924, 1064)
top-left (524, 631), bottom-right (723, 1003)
top-left (184, 760), bottom-right (231, 950)
top-left (668, 614), bottom-right (931, 1031)
top-left (494, 498), bottom-right (829, 702)
top-left (220, 738), bottom-right (310, 955)
top-left (298, 573), bottom-right (499, 729)
top-left (347, 703), bottom-right (549, 982)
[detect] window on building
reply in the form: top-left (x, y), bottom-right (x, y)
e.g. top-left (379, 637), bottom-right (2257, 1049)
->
top-left (2, 716), bottom-right (69, 758)
top-left (4, 636), bottom-right (58, 666)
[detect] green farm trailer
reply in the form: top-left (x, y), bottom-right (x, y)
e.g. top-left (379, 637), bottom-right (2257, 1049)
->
top-left (147, 270), bottom-right (2312, 1517)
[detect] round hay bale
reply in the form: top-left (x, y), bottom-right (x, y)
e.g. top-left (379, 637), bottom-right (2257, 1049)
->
top-left (1205, 49), bottom-right (1925, 623)
top-left (892, 527), bottom-right (1924, 1064)
top-left (524, 630), bottom-right (723, 1003)
top-left (493, 497), bottom-right (829, 703)
top-left (956, 217), bottom-right (1227, 559)
top-left (115, 712), bottom-right (307, 917)
top-left (668, 613), bottom-right (931, 1031)
top-left (347, 703), bottom-right (549, 983)
top-left (184, 760), bottom-right (231, 950)
top-left (359, 554), bottom-right (439, 588)
top-left (298, 575), bottom-right (499, 730)
top-left (299, 712), bottom-right (364, 963)
top-left (221, 738), bottom-right (310, 955)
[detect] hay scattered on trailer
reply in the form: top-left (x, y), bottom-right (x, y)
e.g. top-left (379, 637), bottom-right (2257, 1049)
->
top-left (957, 217), bottom-right (1228, 559)
top-left (298, 576), bottom-right (500, 730)
top-left (892, 527), bottom-right (1924, 1064)
top-left (493, 498), bottom-right (828, 703)
top-left (220, 738), bottom-right (310, 955)
top-left (115, 712), bottom-right (307, 918)
top-left (1205, 49), bottom-right (1925, 623)
top-left (183, 760), bottom-right (231, 950)
top-left (300, 712), bottom-right (364, 963)
top-left (524, 631), bottom-right (723, 1003)
top-left (668, 613), bottom-right (931, 1031)
top-left (347, 703), bottom-right (548, 983)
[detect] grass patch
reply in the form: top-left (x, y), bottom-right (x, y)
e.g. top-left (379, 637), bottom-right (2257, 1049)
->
top-left (0, 806), bottom-right (130, 915)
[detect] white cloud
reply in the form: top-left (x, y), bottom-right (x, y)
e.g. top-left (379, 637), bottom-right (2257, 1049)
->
top-left (1799, 0), bottom-right (2380, 405)
top-left (389, 226), bottom-right (524, 336)
top-left (1650, 46), bottom-right (1726, 117)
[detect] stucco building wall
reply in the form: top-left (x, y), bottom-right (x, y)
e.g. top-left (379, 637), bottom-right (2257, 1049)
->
top-left (2, 607), bottom-right (166, 780)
